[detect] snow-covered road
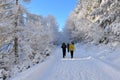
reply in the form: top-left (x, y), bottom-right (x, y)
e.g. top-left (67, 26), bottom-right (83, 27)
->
top-left (41, 48), bottom-right (120, 80)
top-left (11, 45), bottom-right (120, 80)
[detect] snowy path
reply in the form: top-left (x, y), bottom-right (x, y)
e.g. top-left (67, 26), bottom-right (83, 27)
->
top-left (11, 46), bottom-right (120, 80)
top-left (42, 48), bottom-right (120, 80)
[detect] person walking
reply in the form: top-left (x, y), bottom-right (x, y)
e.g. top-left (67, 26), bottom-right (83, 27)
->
top-left (69, 42), bottom-right (75, 58)
top-left (61, 42), bottom-right (67, 58)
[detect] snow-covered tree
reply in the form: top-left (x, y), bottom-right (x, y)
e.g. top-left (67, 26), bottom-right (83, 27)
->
top-left (44, 15), bottom-right (59, 44)
top-left (64, 0), bottom-right (120, 44)
top-left (0, 0), bottom-right (59, 79)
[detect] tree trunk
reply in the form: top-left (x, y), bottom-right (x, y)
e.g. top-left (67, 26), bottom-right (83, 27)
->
top-left (14, 0), bottom-right (19, 64)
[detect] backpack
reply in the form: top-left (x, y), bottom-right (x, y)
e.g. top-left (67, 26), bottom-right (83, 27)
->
top-left (69, 44), bottom-right (74, 51)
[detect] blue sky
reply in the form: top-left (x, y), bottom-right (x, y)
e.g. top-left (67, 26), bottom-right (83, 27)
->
top-left (23, 0), bottom-right (77, 31)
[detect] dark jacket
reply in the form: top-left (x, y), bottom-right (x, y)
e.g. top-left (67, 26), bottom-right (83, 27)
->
top-left (61, 43), bottom-right (66, 50)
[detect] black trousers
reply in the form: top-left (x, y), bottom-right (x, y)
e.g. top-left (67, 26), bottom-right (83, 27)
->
top-left (62, 49), bottom-right (66, 58)
top-left (70, 51), bottom-right (74, 58)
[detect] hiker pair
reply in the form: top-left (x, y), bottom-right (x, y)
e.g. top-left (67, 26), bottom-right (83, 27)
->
top-left (61, 42), bottom-right (75, 58)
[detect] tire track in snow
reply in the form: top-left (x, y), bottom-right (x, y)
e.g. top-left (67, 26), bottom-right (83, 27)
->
top-left (44, 56), bottom-right (110, 80)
